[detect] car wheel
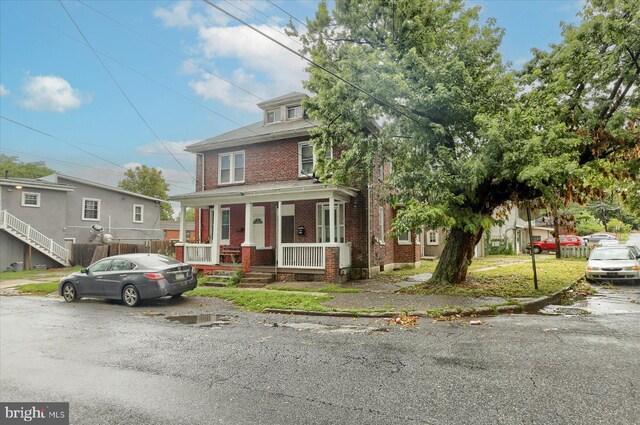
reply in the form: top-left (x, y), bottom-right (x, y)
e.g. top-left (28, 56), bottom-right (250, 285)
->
top-left (533, 246), bottom-right (542, 254)
top-left (122, 285), bottom-right (140, 307)
top-left (62, 282), bottom-right (77, 302)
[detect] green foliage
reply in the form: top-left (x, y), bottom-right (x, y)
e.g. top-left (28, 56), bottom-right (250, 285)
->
top-left (0, 154), bottom-right (54, 178)
top-left (574, 211), bottom-right (605, 235)
top-left (16, 282), bottom-right (59, 295)
top-left (186, 287), bottom-right (332, 312)
top-left (484, 233), bottom-right (515, 255)
top-left (118, 165), bottom-right (173, 220)
top-left (225, 269), bottom-right (244, 288)
top-left (606, 218), bottom-right (631, 234)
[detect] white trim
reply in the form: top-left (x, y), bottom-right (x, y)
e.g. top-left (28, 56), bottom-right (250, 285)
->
top-left (315, 202), bottom-right (345, 243)
top-left (82, 197), bottom-right (101, 221)
top-left (21, 191), bottom-right (40, 208)
top-left (64, 238), bottom-right (76, 243)
top-left (220, 207), bottom-right (231, 245)
top-left (298, 141), bottom-right (332, 178)
top-left (286, 105), bottom-right (302, 120)
top-left (133, 204), bottom-right (144, 223)
top-left (218, 151), bottom-right (245, 185)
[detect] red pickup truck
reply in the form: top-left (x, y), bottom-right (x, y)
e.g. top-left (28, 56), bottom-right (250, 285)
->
top-left (528, 235), bottom-right (584, 254)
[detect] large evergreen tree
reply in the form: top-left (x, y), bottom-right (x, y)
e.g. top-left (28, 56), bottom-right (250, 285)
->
top-left (300, 0), bottom-right (638, 285)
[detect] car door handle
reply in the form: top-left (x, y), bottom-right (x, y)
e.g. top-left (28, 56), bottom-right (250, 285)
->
top-left (95, 276), bottom-right (104, 280)
top-left (120, 274), bottom-right (128, 278)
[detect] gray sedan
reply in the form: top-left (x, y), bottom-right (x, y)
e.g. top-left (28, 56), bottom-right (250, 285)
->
top-left (585, 246), bottom-right (640, 284)
top-left (59, 254), bottom-right (198, 307)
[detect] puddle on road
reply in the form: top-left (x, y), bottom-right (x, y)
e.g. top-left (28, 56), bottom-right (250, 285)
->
top-left (539, 287), bottom-right (640, 316)
top-left (165, 314), bottom-right (233, 327)
top-left (270, 322), bottom-right (389, 334)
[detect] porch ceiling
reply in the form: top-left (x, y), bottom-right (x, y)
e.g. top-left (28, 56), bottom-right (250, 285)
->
top-left (170, 179), bottom-right (358, 207)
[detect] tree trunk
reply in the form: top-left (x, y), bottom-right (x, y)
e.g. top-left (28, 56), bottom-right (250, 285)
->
top-left (552, 206), bottom-right (561, 259)
top-left (431, 227), bottom-right (484, 285)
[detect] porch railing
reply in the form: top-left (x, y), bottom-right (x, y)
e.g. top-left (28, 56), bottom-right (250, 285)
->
top-left (182, 243), bottom-right (215, 264)
top-left (279, 243), bottom-right (352, 270)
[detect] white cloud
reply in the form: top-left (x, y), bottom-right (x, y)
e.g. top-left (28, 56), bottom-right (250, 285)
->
top-left (0, 84), bottom-right (10, 96)
top-left (19, 75), bottom-right (89, 113)
top-left (154, 0), bottom-right (229, 28)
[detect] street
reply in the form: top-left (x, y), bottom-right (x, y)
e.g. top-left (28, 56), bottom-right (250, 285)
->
top-left (1, 288), bottom-right (639, 425)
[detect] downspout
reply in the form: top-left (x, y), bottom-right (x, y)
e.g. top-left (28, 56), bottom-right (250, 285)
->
top-left (366, 183), bottom-right (372, 278)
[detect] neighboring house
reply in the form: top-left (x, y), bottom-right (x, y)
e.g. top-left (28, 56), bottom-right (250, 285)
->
top-left (421, 228), bottom-right (485, 258)
top-left (488, 207), bottom-right (553, 254)
top-left (0, 173), bottom-right (165, 271)
top-left (170, 92), bottom-right (422, 283)
top-left (161, 220), bottom-right (195, 242)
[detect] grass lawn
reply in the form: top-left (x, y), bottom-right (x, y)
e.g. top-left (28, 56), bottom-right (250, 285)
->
top-left (15, 282), bottom-right (59, 295)
top-left (186, 287), bottom-right (333, 312)
top-left (267, 284), bottom-right (362, 293)
top-left (401, 256), bottom-right (586, 299)
top-left (0, 266), bottom-right (81, 281)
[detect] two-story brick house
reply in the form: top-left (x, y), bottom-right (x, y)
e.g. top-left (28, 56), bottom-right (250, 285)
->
top-left (171, 92), bottom-right (422, 283)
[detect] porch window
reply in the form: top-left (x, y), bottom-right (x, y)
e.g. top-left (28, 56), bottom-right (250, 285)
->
top-left (397, 231), bottom-right (411, 245)
top-left (220, 208), bottom-right (231, 244)
top-left (315, 202), bottom-right (345, 243)
top-left (219, 151), bottom-right (245, 184)
top-left (426, 230), bottom-right (439, 245)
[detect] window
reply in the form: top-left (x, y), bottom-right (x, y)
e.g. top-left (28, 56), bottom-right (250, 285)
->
top-left (219, 151), bottom-right (245, 184)
top-left (397, 231), bottom-right (411, 245)
top-left (378, 162), bottom-right (384, 181)
top-left (110, 259), bottom-right (136, 271)
top-left (82, 198), bottom-right (100, 221)
top-left (379, 207), bottom-right (385, 244)
top-left (299, 142), bottom-right (332, 177)
top-left (133, 204), bottom-right (143, 223)
top-left (89, 260), bottom-right (111, 273)
top-left (220, 208), bottom-right (231, 244)
top-left (532, 236), bottom-right (541, 242)
top-left (265, 109), bottom-right (279, 124)
top-left (287, 105), bottom-right (302, 119)
top-left (315, 203), bottom-right (345, 243)
top-left (21, 192), bottom-right (40, 207)
top-left (426, 230), bottom-right (439, 245)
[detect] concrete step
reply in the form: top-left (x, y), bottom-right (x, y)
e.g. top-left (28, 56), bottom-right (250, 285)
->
top-left (238, 272), bottom-right (275, 288)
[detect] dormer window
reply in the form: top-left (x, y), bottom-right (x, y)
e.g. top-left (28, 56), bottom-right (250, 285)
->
top-left (266, 111), bottom-right (276, 123)
top-left (287, 105), bottom-right (302, 119)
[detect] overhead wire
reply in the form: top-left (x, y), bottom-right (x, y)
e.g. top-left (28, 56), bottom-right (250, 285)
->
top-left (58, 0), bottom-right (196, 182)
top-left (265, 0), bottom-right (308, 29)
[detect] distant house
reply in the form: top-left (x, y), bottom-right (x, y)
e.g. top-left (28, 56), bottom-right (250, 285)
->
top-left (161, 220), bottom-right (195, 242)
top-left (0, 173), bottom-right (165, 271)
top-left (170, 92), bottom-right (422, 283)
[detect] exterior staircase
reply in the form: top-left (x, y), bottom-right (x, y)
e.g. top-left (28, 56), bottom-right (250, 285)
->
top-left (0, 210), bottom-right (70, 267)
top-left (238, 272), bottom-right (275, 288)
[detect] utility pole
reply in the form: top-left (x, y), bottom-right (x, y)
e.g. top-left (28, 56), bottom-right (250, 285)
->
top-left (526, 203), bottom-right (539, 291)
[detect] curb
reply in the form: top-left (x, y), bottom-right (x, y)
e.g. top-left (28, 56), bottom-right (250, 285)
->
top-left (264, 284), bottom-right (575, 319)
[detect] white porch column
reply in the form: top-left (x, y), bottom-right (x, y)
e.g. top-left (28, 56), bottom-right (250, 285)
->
top-left (242, 202), bottom-right (254, 246)
top-left (212, 204), bottom-right (220, 264)
top-left (179, 205), bottom-right (186, 242)
top-left (329, 195), bottom-right (336, 243)
top-left (277, 201), bottom-right (282, 265)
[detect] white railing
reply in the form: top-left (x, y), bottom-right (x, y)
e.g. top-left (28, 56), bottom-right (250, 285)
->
top-left (561, 245), bottom-right (592, 258)
top-left (182, 243), bottom-right (215, 264)
top-left (280, 243), bottom-right (325, 269)
top-left (1, 210), bottom-right (69, 262)
top-left (279, 243), bottom-right (352, 270)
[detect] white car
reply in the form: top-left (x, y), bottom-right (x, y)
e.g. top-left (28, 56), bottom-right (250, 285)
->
top-left (585, 246), bottom-right (640, 284)
top-left (597, 239), bottom-right (620, 247)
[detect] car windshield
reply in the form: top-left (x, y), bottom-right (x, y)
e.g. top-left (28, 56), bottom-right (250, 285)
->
top-left (135, 255), bottom-right (182, 269)
top-left (590, 249), bottom-right (633, 261)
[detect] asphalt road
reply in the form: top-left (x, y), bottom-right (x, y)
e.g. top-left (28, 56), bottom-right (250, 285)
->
top-left (1, 290), bottom-right (639, 425)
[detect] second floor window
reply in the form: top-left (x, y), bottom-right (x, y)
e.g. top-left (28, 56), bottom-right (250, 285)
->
top-left (82, 198), bottom-right (100, 221)
top-left (299, 142), bottom-right (332, 177)
top-left (219, 151), bottom-right (245, 184)
top-left (21, 192), bottom-right (40, 207)
top-left (133, 204), bottom-right (143, 223)
top-left (397, 231), bottom-right (410, 245)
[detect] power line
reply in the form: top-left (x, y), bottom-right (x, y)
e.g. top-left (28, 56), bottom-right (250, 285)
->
top-left (202, 0), bottom-right (428, 130)
top-left (77, 0), bottom-right (264, 102)
top-left (265, 0), bottom-right (308, 29)
top-left (58, 0), bottom-right (195, 182)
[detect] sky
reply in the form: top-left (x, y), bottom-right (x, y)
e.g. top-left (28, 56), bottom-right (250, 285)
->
top-left (0, 0), bottom-right (585, 205)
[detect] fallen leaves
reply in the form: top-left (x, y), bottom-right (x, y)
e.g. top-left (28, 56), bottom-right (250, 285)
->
top-left (389, 313), bottom-right (419, 328)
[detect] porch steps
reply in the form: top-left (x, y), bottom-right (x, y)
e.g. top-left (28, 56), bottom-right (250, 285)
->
top-left (202, 270), bottom-right (234, 287)
top-left (238, 272), bottom-right (275, 288)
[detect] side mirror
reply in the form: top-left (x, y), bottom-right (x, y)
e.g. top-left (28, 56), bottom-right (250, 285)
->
top-left (81, 268), bottom-right (89, 274)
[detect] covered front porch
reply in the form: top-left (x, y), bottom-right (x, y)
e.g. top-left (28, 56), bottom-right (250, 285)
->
top-left (171, 181), bottom-right (357, 283)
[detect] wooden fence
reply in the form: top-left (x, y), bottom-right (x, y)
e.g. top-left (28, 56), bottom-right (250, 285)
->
top-left (70, 241), bottom-right (175, 267)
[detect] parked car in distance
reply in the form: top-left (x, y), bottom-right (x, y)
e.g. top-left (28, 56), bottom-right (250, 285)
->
top-left (597, 239), bottom-right (620, 247)
top-left (59, 254), bottom-right (197, 307)
top-left (527, 235), bottom-right (583, 254)
top-left (583, 232), bottom-right (618, 244)
top-left (585, 246), bottom-right (640, 284)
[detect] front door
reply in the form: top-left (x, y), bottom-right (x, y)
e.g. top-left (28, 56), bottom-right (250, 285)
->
top-left (280, 204), bottom-right (295, 243)
top-left (252, 206), bottom-right (265, 248)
